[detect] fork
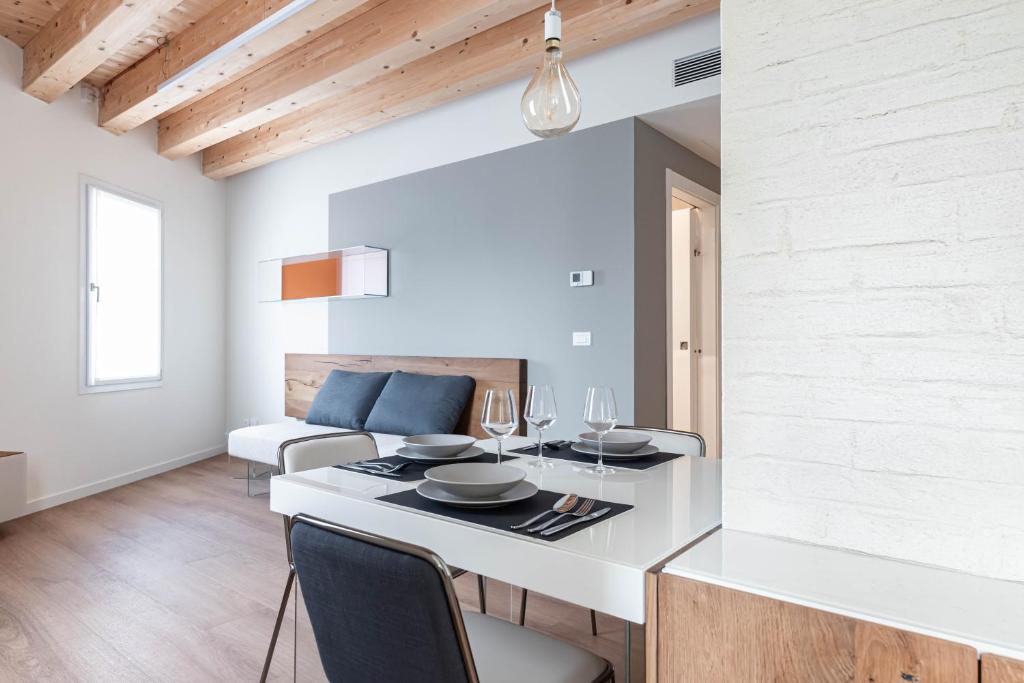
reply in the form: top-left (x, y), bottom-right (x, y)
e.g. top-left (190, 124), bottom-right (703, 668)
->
top-left (528, 498), bottom-right (595, 533)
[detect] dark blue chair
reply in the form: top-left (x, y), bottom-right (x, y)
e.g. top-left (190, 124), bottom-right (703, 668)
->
top-left (288, 514), bottom-right (615, 683)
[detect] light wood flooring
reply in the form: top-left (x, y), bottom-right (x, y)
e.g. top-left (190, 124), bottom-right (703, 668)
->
top-left (0, 454), bottom-right (643, 682)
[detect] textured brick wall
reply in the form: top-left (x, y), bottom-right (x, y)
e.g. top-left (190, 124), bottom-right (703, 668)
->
top-left (720, 0), bottom-right (1024, 581)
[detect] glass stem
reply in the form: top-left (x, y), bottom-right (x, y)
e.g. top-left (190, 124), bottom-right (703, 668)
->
top-left (598, 433), bottom-right (604, 470)
top-left (497, 439), bottom-right (503, 464)
top-left (537, 429), bottom-right (544, 461)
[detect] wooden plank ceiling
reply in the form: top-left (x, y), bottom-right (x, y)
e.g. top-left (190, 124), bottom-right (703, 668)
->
top-left (2, 0), bottom-right (718, 177)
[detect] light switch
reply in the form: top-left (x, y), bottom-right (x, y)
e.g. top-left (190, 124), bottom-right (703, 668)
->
top-left (572, 331), bottom-right (592, 347)
top-left (569, 270), bottom-right (594, 287)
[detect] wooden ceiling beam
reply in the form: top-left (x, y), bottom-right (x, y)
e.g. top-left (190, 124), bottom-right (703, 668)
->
top-left (99, 0), bottom-right (375, 135)
top-left (157, 0), bottom-right (546, 159)
top-left (23, 0), bottom-right (183, 103)
top-left (202, 0), bottom-right (719, 178)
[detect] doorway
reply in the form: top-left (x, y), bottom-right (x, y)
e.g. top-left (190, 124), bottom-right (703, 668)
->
top-left (665, 170), bottom-right (721, 457)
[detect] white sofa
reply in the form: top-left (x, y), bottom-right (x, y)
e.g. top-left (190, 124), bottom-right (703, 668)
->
top-left (228, 420), bottom-right (409, 492)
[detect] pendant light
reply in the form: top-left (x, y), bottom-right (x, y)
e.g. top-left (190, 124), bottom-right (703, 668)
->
top-left (520, 0), bottom-right (581, 138)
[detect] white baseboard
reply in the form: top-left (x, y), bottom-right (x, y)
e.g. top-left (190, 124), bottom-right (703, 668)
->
top-left (20, 444), bottom-right (227, 517)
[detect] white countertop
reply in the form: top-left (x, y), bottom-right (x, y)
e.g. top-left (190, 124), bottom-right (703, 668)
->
top-left (271, 435), bottom-right (722, 622)
top-left (663, 529), bottom-right (1024, 660)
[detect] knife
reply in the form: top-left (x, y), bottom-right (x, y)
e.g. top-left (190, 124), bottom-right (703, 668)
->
top-left (541, 507), bottom-right (611, 536)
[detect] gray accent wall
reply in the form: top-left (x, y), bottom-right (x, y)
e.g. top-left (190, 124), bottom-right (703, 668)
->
top-left (633, 120), bottom-right (721, 427)
top-left (327, 117), bottom-right (720, 437)
top-left (328, 119), bottom-right (637, 438)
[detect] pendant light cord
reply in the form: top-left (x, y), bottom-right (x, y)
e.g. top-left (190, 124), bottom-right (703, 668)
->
top-left (551, 0), bottom-right (556, 10)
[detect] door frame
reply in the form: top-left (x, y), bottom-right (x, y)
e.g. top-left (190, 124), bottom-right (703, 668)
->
top-left (664, 169), bottom-right (721, 457)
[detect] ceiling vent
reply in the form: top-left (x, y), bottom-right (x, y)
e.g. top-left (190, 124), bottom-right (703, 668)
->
top-left (673, 48), bottom-right (721, 87)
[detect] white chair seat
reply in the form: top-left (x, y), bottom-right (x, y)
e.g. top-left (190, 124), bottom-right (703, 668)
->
top-left (463, 611), bottom-right (611, 683)
top-left (228, 421), bottom-right (407, 465)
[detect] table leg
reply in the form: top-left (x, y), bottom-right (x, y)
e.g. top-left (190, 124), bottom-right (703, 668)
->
top-left (624, 621), bottom-right (631, 682)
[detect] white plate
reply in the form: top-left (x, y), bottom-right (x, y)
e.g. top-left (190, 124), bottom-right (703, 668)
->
top-left (570, 442), bottom-right (660, 460)
top-left (415, 480), bottom-right (538, 508)
top-left (402, 434), bottom-right (477, 457)
top-left (396, 445), bottom-right (485, 463)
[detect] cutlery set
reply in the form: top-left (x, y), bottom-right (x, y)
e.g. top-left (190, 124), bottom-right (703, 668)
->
top-left (338, 460), bottom-right (412, 477)
top-left (510, 494), bottom-right (612, 537)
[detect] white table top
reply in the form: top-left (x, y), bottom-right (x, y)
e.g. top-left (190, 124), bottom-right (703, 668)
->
top-left (270, 435), bottom-right (722, 623)
top-left (664, 529), bottom-right (1024, 660)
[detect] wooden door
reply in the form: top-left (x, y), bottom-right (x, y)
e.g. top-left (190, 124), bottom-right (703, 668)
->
top-left (982, 654), bottom-right (1024, 682)
top-left (654, 574), bottom-right (977, 682)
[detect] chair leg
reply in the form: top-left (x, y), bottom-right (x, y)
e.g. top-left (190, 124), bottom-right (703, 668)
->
top-left (590, 608), bottom-right (598, 636)
top-left (518, 588), bottom-right (527, 626)
top-left (260, 568), bottom-right (296, 683)
top-left (477, 574), bottom-right (487, 614)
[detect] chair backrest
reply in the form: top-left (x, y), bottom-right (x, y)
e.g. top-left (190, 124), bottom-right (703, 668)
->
top-left (276, 431), bottom-right (379, 475)
top-left (276, 432), bottom-right (380, 566)
top-left (289, 514), bottom-right (478, 683)
top-left (616, 426), bottom-right (705, 458)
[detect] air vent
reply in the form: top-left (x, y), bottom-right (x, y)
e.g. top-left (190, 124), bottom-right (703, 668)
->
top-left (673, 48), bottom-right (721, 87)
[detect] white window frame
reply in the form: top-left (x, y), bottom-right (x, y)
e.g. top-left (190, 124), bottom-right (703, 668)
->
top-left (79, 176), bottom-right (164, 394)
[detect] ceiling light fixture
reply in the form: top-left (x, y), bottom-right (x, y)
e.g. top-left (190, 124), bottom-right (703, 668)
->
top-left (157, 0), bottom-right (317, 93)
top-left (520, 0), bottom-right (581, 138)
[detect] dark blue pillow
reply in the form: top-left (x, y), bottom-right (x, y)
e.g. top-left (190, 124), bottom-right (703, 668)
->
top-left (364, 371), bottom-right (476, 436)
top-left (306, 370), bottom-right (392, 430)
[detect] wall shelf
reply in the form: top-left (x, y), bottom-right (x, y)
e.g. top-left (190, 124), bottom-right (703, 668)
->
top-left (258, 245), bottom-right (388, 303)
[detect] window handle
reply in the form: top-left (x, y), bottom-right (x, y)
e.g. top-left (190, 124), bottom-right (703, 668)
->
top-left (90, 283), bottom-right (100, 303)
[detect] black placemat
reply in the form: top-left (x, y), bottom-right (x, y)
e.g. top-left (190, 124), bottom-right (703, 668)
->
top-left (510, 443), bottom-right (688, 471)
top-left (333, 452), bottom-right (518, 482)
top-left (376, 488), bottom-right (632, 542)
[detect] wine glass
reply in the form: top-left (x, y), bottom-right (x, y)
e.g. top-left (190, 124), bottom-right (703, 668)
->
top-left (582, 386), bottom-right (618, 474)
top-left (481, 389), bottom-right (518, 463)
top-left (523, 384), bottom-right (558, 469)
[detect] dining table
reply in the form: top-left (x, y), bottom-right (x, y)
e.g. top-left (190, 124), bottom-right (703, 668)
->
top-left (269, 434), bottom-right (723, 681)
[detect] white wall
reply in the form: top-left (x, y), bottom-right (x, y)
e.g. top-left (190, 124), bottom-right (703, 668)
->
top-left (0, 40), bottom-right (227, 512)
top-left (721, 0), bottom-right (1024, 581)
top-left (226, 13), bottom-right (721, 429)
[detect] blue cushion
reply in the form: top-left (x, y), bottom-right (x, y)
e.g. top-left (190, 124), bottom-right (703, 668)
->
top-left (364, 371), bottom-right (476, 436)
top-left (306, 370), bottom-right (392, 430)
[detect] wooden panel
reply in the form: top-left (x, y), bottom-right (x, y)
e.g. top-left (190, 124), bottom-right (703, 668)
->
top-left (22, 0), bottom-right (183, 102)
top-left (0, 452), bottom-right (24, 458)
top-left (99, 0), bottom-right (374, 134)
top-left (656, 575), bottom-right (977, 683)
top-left (645, 571), bottom-right (659, 683)
top-left (202, 0), bottom-right (719, 178)
top-left (284, 353), bottom-right (527, 439)
top-left (983, 654), bottom-right (1024, 682)
top-left (157, 0), bottom-right (544, 159)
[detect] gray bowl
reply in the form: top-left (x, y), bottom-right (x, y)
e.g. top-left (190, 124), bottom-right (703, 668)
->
top-left (578, 430), bottom-right (652, 454)
top-left (425, 463), bottom-right (526, 499)
top-left (402, 434), bottom-right (476, 458)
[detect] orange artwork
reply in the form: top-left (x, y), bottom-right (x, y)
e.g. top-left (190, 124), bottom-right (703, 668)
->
top-left (281, 257), bottom-right (341, 300)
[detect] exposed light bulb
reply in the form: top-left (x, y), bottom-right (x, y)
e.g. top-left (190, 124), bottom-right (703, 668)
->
top-left (521, 3), bottom-right (581, 138)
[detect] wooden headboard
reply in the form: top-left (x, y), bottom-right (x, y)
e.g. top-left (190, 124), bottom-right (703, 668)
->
top-left (285, 354), bottom-right (527, 439)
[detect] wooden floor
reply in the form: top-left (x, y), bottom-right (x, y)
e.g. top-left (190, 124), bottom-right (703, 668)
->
top-left (0, 454), bottom-right (643, 682)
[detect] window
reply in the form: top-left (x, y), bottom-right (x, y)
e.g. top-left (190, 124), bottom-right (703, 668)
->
top-left (81, 180), bottom-right (162, 392)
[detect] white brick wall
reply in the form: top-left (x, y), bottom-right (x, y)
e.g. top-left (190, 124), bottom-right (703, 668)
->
top-left (721, 0), bottom-right (1024, 581)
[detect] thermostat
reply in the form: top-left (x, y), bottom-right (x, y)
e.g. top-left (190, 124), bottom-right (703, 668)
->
top-left (569, 270), bottom-right (593, 287)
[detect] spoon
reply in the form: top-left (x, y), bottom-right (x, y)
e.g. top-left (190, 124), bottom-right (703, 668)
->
top-left (510, 493), bottom-right (578, 530)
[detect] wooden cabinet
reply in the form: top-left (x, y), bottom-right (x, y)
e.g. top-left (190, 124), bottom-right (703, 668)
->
top-left (982, 654), bottom-right (1024, 682)
top-left (649, 573), bottom-right (977, 682)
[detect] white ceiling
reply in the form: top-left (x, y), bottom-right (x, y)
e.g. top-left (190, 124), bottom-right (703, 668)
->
top-left (639, 95), bottom-right (721, 167)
